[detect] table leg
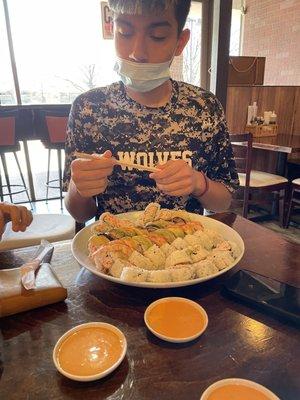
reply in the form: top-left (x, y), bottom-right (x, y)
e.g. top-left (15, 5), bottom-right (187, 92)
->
top-left (22, 140), bottom-right (36, 202)
top-left (276, 152), bottom-right (288, 176)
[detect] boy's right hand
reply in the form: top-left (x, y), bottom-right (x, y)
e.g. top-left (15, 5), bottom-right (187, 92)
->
top-left (71, 150), bottom-right (115, 198)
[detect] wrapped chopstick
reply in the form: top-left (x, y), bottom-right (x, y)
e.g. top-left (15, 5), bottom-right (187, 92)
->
top-left (20, 240), bottom-right (54, 290)
top-left (74, 151), bottom-right (159, 173)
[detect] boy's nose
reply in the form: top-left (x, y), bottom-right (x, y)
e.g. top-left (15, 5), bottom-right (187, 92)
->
top-left (129, 37), bottom-right (148, 63)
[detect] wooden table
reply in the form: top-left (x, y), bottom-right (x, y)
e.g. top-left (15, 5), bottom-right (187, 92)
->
top-left (0, 213), bottom-right (299, 400)
top-left (233, 134), bottom-right (300, 176)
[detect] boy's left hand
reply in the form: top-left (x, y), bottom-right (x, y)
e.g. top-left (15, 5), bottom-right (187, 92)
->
top-left (149, 160), bottom-right (205, 197)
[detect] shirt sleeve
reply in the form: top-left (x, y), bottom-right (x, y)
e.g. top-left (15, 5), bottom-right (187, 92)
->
top-left (206, 99), bottom-right (239, 193)
top-left (62, 97), bottom-right (81, 192)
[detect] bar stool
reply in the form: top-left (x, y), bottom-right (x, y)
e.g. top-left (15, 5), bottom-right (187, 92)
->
top-left (41, 112), bottom-right (68, 209)
top-left (284, 178), bottom-right (300, 228)
top-left (0, 112), bottom-right (32, 206)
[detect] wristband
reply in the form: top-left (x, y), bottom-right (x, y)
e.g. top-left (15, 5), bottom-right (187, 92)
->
top-left (196, 171), bottom-right (209, 198)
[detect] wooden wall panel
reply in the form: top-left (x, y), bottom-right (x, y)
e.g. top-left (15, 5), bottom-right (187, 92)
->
top-left (226, 86), bottom-right (300, 137)
top-left (292, 87), bottom-right (300, 136)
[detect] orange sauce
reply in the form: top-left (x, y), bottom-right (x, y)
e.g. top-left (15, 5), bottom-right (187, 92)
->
top-left (147, 299), bottom-right (206, 339)
top-left (207, 384), bottom-right (272, 400)
top-left (57, 327), bottom-right (123, 376)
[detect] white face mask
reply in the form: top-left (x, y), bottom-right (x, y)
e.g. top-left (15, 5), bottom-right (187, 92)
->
top-left (114, 57), bottom-right (171, 93)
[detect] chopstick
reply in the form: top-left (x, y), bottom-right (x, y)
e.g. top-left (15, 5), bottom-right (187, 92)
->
top-left (74, 151), bottom-right (159, 173)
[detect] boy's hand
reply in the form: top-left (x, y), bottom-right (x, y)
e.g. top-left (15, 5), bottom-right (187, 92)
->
top-left (149, 160), bottom-right (206, 197)
top-left (71, 150), bottom-right (115, 198)
top-left (0, 203), bottom-right (33, 237)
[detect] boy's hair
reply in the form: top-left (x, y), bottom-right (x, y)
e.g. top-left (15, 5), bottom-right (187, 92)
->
top-left (108, 0), bottom-right (191, 35)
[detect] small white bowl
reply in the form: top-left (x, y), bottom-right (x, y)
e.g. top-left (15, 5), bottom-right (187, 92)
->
top-left (144, 297), bottom-right (208, 343)
top-left (53, 322), bottom-right (127, 382)
top-left (200, 378), bottom-right (280, 400)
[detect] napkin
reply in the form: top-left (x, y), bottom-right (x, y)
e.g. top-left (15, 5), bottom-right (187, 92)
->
top-left (0, 242), bottom-right (67, 318)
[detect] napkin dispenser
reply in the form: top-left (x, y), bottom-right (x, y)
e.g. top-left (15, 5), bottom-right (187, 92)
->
top-left (0, 263), bottom-right (67, 318)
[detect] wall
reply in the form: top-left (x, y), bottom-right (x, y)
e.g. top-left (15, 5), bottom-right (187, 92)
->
top-left (242, 0), bottom-right (300, 85)
top-left (226, 85), bottom-right (300, 136)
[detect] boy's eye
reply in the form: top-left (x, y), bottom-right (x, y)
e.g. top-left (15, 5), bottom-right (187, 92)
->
top-left (117, 28), bottom-right (133, 38)
top-left (150, 36), bottom-right (167, 42)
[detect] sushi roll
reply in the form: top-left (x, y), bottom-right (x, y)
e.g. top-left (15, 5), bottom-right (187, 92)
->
top-left (189, 246), bottom-right (209, 263)
top-left (165, 249), bottom-right (192, 268)
top-left (109, 259), bottom-right (131, 278)
top-left (131, 235), bottom-right (153, 252)
top-left (203, 228), bottom-right (223, 247)
top-left (193, 230), bottom-right (214, 250)
top-left (129, 250), bottom-right (155, 270)
top-left (172, 237), bottom-right (187, 250)
top-left (120, 267), bottom-right (148, 283)
top-left (147, 232), bottom-right (168, 247)
top-left (137, 202), bottom-right (161, 226)
top-left (160, 243), bottom-right (174, 257)
top-left (144, 245), bottom-right (166, 269)
top-left (216, 240), bottom-right (240, 259)
top-left (183, 234), bottom-right (204, 248)
top-left (88, 234), bottom-right (110, 254)
top-left (194, 259), bottom-right (219, 278)
top-left (208, 250), bottom-right (235, 270)
top-left (147, 269), bottom-right (172, 283)
top-left (169, 266), bottom-right (194, 282)
top-left (145, 220), bottom-right (170, 230)
top-left (166, 225), bottom-right (185, 238)
top-left (154, 229), bottom-right (176, 244)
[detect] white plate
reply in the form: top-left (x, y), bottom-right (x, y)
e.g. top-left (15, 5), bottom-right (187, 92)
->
top-left (144, 297), bottom-right (208, 343)
top-left (71, 211), bottom-right (245, 289)
top-left (53, 322), bottom-right (127, 382)
top-left (200, 378), bottom-right (280, 400)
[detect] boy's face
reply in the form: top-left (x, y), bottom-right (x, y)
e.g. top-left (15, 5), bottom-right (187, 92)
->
top-left (113, 7), bottom-right (190, 63)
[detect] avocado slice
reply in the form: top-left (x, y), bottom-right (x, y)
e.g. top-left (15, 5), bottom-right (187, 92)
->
top-left (166, 226), bottom-right (185, 238)
top-left (155, 229), bottom-right (176, 244)
top-left (131, 235), bottom-right (153, 252)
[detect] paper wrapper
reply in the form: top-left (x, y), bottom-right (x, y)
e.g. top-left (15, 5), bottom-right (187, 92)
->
top-left (20, 240), bottom-right (54, 290)
top-left (0, 240), bottom-right (67, 318)
top-left (0, 263), bottom-right (67, 318)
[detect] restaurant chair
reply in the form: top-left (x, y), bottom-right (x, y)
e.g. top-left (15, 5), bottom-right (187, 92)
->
top-left (0, 213), bottom-right (75, 251)
top-left (284, 178), bottom-right (300, 228)
top-left (230, 133), bottom-right (289, 226)
top-left (0, 112), bottom-right (32, 207)
top-left (40, 111), bottom-right (68, 209)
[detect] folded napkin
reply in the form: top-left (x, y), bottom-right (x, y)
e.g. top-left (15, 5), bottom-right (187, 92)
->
top-left (0, 241), bottom-right (67, 318)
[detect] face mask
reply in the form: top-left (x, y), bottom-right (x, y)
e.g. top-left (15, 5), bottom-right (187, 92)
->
top-left (114, 57), bottom-right (171, 93)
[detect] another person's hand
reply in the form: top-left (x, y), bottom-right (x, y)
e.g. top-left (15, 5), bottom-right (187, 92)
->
top-left (71, 150), bottom-right (115, 198)
top-left (0, 202), bottom-right (33, 238)
top-left (150, 159), bottom-right (206, 197)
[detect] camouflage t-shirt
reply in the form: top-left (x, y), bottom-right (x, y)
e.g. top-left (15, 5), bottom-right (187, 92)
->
top-left (63, 79), bottom-right (239, 216)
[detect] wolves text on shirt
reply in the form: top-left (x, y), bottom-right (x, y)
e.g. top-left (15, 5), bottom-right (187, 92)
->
top-left (117, 150), bottom-right (194, 170)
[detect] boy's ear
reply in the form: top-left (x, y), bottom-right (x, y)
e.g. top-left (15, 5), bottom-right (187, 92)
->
top-left (174, 29), bottom-right (190, 56)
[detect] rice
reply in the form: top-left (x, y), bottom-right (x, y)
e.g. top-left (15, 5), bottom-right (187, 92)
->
top-left (129, 250), bottom-right (155, 270)
top-left (169, 266), bottom-right (194, 282)
top-left (193, 230), bottom-right (214, 250)
top-left (120, 267), bottom-right (148, 282)
top-left (144, 244), bottom-right (165, 269)
top-left (147, 269), bottom-right (172, 283)
top-left (194, 259), bottom-right (219, 278)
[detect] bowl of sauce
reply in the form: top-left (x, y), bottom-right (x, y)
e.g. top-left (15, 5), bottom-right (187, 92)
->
top-left (144, 297), bottom-right (208, 343)
top-left (200, 378), bottom-right (280, 400)
top-left (53, 322), bottom-right (127, 381)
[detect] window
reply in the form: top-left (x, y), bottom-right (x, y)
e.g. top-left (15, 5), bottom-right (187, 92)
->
top-left (0, 2), bottom-right (16, 105)
top-left (7, 0), bottom-right (117, 104)
top-left (230, 8), bottom-right (242, 56)
top-left (171, 1), bottom-right (202, 87)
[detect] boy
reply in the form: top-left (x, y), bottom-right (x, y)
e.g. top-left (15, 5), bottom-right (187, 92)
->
top-left (64, 0), bottom-right (239, 223)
